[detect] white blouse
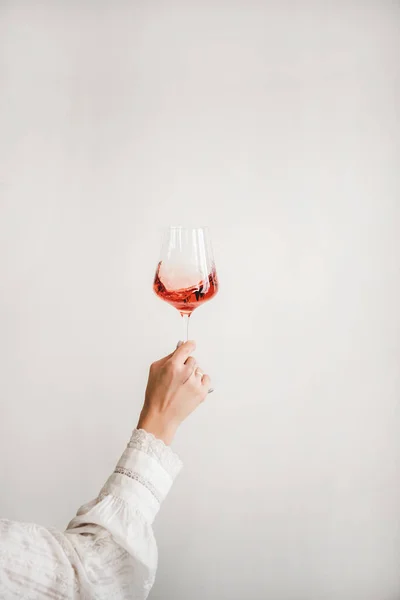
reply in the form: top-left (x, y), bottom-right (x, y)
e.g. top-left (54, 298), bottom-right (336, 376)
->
top-left (0, 429), bottom-right (183, 600)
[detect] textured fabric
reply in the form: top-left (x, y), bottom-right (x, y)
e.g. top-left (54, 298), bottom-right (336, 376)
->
top-left (0, 429), bottom-right (182, 600)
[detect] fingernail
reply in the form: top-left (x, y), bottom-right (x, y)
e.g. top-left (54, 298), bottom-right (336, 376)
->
top-left (176, 340), bottom-right (183, 348)
top-left (208, 388), bottom-right (214, 394)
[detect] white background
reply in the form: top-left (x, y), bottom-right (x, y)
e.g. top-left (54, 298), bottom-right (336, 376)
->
top-left (0, 2), bottom-right (399, 599)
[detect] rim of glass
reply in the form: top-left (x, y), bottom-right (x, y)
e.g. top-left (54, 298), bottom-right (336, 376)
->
top-left (166, 225), bottom-right (209, 230)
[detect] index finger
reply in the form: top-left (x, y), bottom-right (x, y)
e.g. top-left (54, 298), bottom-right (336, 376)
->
top-left (172, 340), bottom-right (196, 363)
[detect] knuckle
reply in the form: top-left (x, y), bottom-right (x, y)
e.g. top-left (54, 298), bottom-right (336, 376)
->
top-left (189, 379), bottom-right (198, 391)
top-left (169, 359), bottom-right (180, 372)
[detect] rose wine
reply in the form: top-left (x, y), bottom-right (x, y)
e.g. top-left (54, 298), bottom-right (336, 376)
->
top-left (153, 261), bottom-right (218, 315)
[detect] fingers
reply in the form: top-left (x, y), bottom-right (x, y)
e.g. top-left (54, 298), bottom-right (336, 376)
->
top-left (183, 356), bottom-right (197, 381)
top-left (201, 373), bottom-right (212, 391)
top-left (173, 340), bottom-right (196, 364)
top-left (191, 367), bottom-right (212, 395)
top-left (194, 366), bottom-right (204, 379)
top-left (185, 356), bottom-right (197, 369)
top-left (151, 341), bottom-right (194, 369)
top-left (159, 340), bottom-right (213, 393)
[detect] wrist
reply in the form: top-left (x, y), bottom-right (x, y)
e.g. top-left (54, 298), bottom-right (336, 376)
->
top-left (137, 411), bottom-right (179, 446)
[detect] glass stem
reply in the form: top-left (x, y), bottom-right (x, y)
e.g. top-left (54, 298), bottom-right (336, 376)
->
top-left (181, 313), bottom-right (191, 342)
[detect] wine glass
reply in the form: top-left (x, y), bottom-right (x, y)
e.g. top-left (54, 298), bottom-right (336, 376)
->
top-left (153, 226), bottom-right (219, 341)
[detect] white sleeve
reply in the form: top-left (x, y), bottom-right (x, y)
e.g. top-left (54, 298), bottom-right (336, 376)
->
top-left (0, 429), bottom-right (183, 600)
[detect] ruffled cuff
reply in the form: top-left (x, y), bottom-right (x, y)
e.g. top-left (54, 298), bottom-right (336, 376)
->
top-left (98, 429), bottom-right (183, 524)
top-left (128, 429), bottom-right (183, 479)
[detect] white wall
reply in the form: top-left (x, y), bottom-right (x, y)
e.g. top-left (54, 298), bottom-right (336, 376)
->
top-left (0, 2), bottom-right (399, 599)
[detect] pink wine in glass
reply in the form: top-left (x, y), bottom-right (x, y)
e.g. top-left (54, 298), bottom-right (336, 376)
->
top-left (154, 226), bottom-right (218, 341)
top-left (153, 261), bottom-right (219, 316)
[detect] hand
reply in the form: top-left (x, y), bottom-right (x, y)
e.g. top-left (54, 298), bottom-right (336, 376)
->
top-left (137, 341), bottom-right (211, 445)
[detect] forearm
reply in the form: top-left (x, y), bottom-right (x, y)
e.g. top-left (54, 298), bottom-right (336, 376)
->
top-left (137, 409), bottom-right (179, 446)
top-left (65, 428), bottom-right (182, 597)
top-left (0, 429), bottom-right (182, 600)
